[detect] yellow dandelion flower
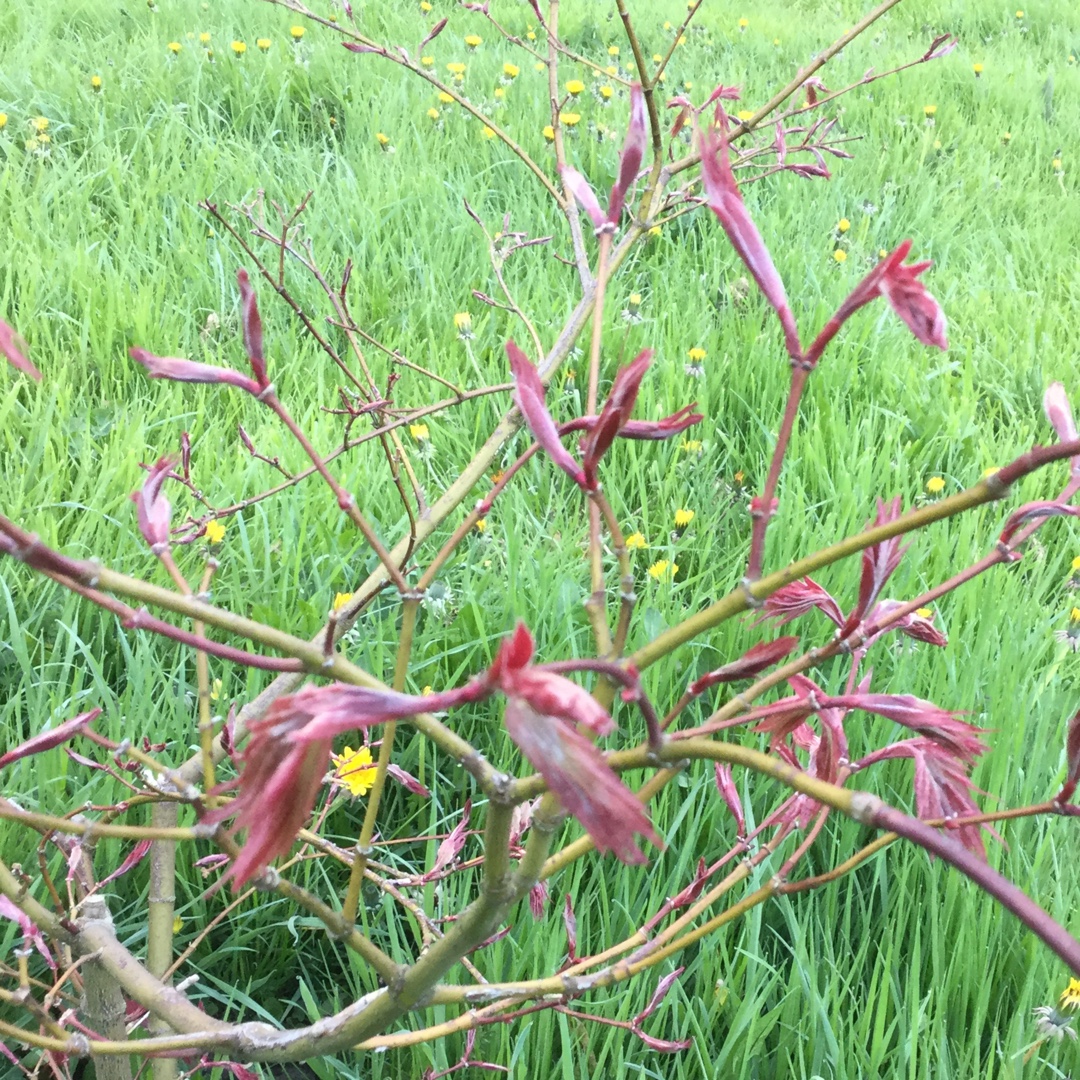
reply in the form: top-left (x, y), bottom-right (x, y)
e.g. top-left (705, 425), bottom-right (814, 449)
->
top-left (664, 21), bottom-right (673, 31)
top-left (923, 104), bottom-right (936, 117)
top-left (926, 476), bottom-right (945, 495)
top-left (475, 517), bottom-right (487, 533)
top-left (542, 124), bottom-right (555, 141)
top-left (680, 439), bottom-right (702, 453)
top-left (1002, 131), bottom-right (1011, 143)
top-left (1052, 157), bottom-right (1063, 171)
top-left (427, 107), bottom-right (440, 120)
top-left (290, 25), bottom-right (305, 39)
top-left (559, 112), bottom-right (581, 126)
top-left (733, 470), bottom-right (745, 485)
top-left (199, 32), bottom-right (211, 44)
top-left (498, 63), bottom-right (518, 81)
top-left (688, 347), bottom-right (706, 362)
top-left (1072, 607), bottom-right (1080, 624)
top-left (599, 85), bottom-right (613, 100)
top-left (421, 0), bottom-right (432, 9)
top-left (332, 745), bottom-right (378, 798)
top-left (1015, 9), bottom-right (1024, 17)
top-left (527, 30), bottom-right (537, 41)
top-left (167, 41), bottom-right (182, 54)
top-left (231, 40), bottom-right (246, 55)
top-left (421, 55), bottom-right (435, 66)
top-left (410, 422), bottom-right (430, 441)
top-left (36, 132), bottom-right (50, 145)
top-left (837, 217), bottom-right (851, 233)
top-left (608, 45), bottom-right (619, 57)
top-left (332, 592), bottom-right (354, 612)
top-left (605, 65), bottom-right (618, 77)
top-left (647, 225), bottom-right (662, 238)
top-left (535, 61), bottom-right (546, 71)
top-left (376, 132), bottom-right (390, 146)
top-left (453, 311), bottom-right (472, 335)
top-left (1062, 978), bottom-right (1080, 1011)
top-left (972, 63), bottom-right (983, 75)
top-left (90, 74), bottom-right (103, 90)
top-left (257, 37), bottom-right (271, 51)
top-left (210, 677), bottom-right (222, 702)
top-left (915, 607), bottom-right (934, 619)
top-left (566, 79), bottom-right (585, 96)
top-left (652, 53), bottom-right (663, 64)
top-left (0, 113), bottom-right (7, 130)
top-left (625, 532), bottom-right (647, 549)
top-left (438, 91), bottom-right (454, 104)
top-left (481, 125), bottom-right (496, 138)
top-left (172, 914), bottom-right (184, 934)
top-left (447, 61), bottom-right (466, 75)
top-left (648, 559), bottom-right (677, 580)
top-left (879, 248), bottom-right (888, 258)
top-left (833, 249), bottom-right (847, 263)
top-left (738, 17), bottom-right (749, 29)
top-left (674, 508), bottom-right (695, 528)
top-left (684, 81), bottom-right (693, 91)
top-left (982, 466), bottom-right (1000, 478)
top-left (465, 34), bottom-right (482, 48)
top-left (773, 37), bottom-right (780, 45)
top-left (205, 519), bottom-right (226, 544)
top-left (1072, 555), bottom-right (1080, 571)
top-left (736, 109), bottom-right (754, 122)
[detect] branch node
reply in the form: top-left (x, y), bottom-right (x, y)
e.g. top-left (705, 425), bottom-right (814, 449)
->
top-left (253, 866), bottom-right (282, 891)
top-left (739, 577), bottom-right (764, 609)
top-left (849, 791), bottom-right (884, 825)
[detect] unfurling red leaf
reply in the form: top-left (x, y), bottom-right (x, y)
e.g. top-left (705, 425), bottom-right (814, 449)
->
top-left (699, 118), bottom-right (801, 360)
top-left (827, 692), bottom-right (987, 764)
top-left (580, 349), bottom-right (653, 487)
top-left (607, 83), bottom-right (647, 223)
top-left (130, 348), bottom-right (263, 396)
top-left (855, 738), bottom-right (992, 859)
top-left (0, 708), bottom-right (101, 770)
top-left (486, 621), bottom-right (614, 734)
top-left (842, 496), bottom-right (908, 634)
top-left (755, 576), bottom-right (844, 629)
top-left (714, 765), bottom-right (745, 837)
top-left (431, 800), bottom-right (471, 875)
top-left (562, 893), bottom-right (577, 959)
top-left (0, 318), bottom-right (42, 381)
top-left (504, 699), bottom-right (659, 863)
top-left (97, 839), bottom-right (153, 889)
top-left (506, 340), bottom-right (586, 487)
top-left (1043, 383), bottom-right (1078, 444)
top-left (528, 879), bottom-right (548, 919)
top-left (236, 269), bottom-right (268, 387)
top-left (561, 166), bottom-right (607, 230)
top-left (805, 240), bottom-right (946, 366)
top-left (634, 966), bottom-right (686, 1024)
top-left (420, 17), bottom-right (448, 51)
top-left (689, 636), bottom-right (799, 696)
top-left (998, 501), bottom-right (1080, 546)
top-left (131, 457), bottom-right (174, 552)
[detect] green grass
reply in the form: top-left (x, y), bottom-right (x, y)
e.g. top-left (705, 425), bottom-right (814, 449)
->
top-left (2, 0), bottom-right (1080, 1076)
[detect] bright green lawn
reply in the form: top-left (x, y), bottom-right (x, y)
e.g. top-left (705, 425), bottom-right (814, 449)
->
top-left (2, 0), bottom-right (1079, 1076)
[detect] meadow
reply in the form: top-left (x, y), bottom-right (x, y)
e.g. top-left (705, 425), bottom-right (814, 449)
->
top-left (1, 0), bottom-right (1079, 1076)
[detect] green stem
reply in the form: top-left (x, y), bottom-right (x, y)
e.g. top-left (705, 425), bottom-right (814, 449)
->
top-left (342, 598), bottom-right (420, 924)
